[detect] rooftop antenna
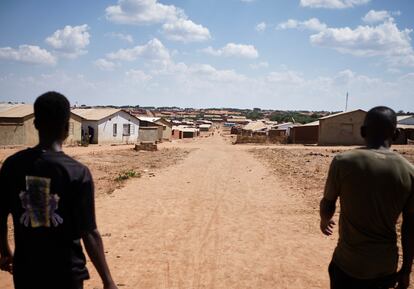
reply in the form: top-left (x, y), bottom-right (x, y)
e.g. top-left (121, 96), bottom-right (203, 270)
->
top-left (345, 91), bottom-right (349, 112)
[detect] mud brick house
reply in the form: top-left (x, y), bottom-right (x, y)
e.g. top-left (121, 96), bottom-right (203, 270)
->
top-left (318, 109), bottom-right (367, 146)
top-left (0, 104), bottom-right (83, 146)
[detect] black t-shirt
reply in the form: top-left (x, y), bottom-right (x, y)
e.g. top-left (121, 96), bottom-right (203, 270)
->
top-left (0, 147), bottom-right (97, 289)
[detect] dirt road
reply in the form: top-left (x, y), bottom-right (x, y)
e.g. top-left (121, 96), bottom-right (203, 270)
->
top-left (1, 134), bottom-right (337, 289)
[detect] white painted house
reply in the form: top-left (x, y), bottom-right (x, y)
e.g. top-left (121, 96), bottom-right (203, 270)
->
top-left (72, 108), bottom-right (140, 144)
top-left (398, 115), bottom-right (414, 125)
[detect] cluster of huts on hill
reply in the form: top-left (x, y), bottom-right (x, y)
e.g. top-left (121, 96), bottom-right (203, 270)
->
top-left (0, 104), bottom-right (213, 147)
top-left (231, 109), bottom-right (414, 145)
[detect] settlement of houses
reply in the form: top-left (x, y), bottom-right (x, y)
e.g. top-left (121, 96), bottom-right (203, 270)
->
top-left (0, 103), bottom-right (413, 147)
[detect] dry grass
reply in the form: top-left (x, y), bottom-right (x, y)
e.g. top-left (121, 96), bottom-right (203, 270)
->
top-left (250, 145), bottom-right (414, 209)
top-left (73, 148), bottom-right (193, 196)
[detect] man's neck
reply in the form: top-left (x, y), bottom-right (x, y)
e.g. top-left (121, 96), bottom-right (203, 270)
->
top-left (37, 139), bottom-right (63, 152)
top-left (366, 139), bottom-right (392, 150)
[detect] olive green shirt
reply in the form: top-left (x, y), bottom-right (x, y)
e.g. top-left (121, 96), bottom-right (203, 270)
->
top-left (324, 148), bottom-right (414, 279)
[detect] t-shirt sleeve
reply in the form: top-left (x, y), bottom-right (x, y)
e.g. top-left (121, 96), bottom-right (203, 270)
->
top-left (404, 174), bottom-right (414, 214)
top-left (324, 156), bottom-right (340, 201)
top-left (0, 159), bottom-right (11, 218)
top-left (76, 167), bottom-right (97, 233)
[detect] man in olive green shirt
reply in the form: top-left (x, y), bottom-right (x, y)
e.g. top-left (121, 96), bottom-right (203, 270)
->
top-left (320, 106), bottom-right (414, 289)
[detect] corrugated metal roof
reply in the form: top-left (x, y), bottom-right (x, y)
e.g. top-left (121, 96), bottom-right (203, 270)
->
top-left (301, 120), bottom-right (319, 127)
top-left (138, 117), bottom-right (161, 122)
top-left (397, 115), bottom-right (413, 122)
top-left (319, 109), bottom-right (366, 120)
top-left (0, 104), bottom-right (34, 118)
top-left (242, 121), bottom-right (270, 131)
top-left (180, 128), bottom-right (199, 133)
top-left (71, 108), bottom-right (121, 121)
top-left (172, 125), bottom-right (199, 132)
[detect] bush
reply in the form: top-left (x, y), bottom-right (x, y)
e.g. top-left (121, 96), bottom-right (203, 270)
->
top-left (115, 170), bottom-right (141, 182)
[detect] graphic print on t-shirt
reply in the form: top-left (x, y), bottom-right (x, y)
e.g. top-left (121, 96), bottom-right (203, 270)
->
top-left (19, 176), bottom-right (63, 228)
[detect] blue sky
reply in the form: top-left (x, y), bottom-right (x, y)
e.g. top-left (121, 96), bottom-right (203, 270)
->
top-left (0, 0), bottom-right (413, 111)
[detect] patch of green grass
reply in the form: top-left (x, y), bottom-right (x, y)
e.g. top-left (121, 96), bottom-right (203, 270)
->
top-left (115, 170), bottom-right (141, 182)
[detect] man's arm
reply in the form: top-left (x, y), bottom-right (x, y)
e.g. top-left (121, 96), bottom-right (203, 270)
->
top-left (82, 230), bottom-right (117, 289)
top-left (77, 168), bottom-right (117, 289)
top-left (396, 211), bottom-right (414, 289)
top-left (0, 161), bottom-right (12, 274)
top-left (320, 157), bottom-right (340, 236)
top-left (0, 211), bottom-right (12, 274)
top-left (320, 198), bottom-right (336, 236)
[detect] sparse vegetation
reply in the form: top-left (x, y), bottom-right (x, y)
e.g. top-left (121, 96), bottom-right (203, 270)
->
top-left (269, 111), bottom-right (324, 124)
top-left (246, 108), bottom-right (264, 120)
top-left (115, 170), bottom-right (141, 182)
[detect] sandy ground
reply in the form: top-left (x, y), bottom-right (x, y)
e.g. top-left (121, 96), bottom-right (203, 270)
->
top-left (1, 134), bottom-right (413, 288)
top-left (74, 147), bottom-right (192, 196)
top-left (250, 145), bottom-right (414, 209)
top-left (82, 134), bottom-right (338, 289)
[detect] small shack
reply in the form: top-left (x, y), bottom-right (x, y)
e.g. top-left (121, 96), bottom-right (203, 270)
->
top-left (318, 109), bottom-right (367, 146)
top-left (227, 117), bottom-right (251, 125)
top-left (395, 124), bottom-right (414, 145)
top-left (138, 118), bottom-right (163, 143)
top-left (291, 121), bottom-right (319, 144)
top-left (172, 126), bottom-right (199, 139)
top-left (0, 104), bottom-right (82, 146)
top-left (241, 121), bottom-right (271, 136)
top-left (199, 124), bottom-right (212, 132)
top-left (72, 108), bottom-right (140, 144)
top-left (273, 122), bottom-right (296, 137)
top-left (138, 117), bottom-right (172, 141)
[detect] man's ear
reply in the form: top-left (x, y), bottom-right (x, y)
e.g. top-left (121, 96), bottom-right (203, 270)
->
top-left (360, 126), bottom-right (367, 138)
top-left (62, 122), bottom-right (69, 139)
top-left (33, 118), bottom-right (39, 130)
top-left (392, 128), bottom-right (400, 142)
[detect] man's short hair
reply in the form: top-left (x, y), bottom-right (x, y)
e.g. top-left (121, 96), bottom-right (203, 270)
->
top-left (34, 91), bottom-right (70, 134)
top-left (364, 106), bottom-right (397, 140)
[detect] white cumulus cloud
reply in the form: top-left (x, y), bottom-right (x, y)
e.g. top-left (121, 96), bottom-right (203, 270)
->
top-left (250, 61), bottom-right (269, 69)
top-left (188, 64), bottom-right (247, 82)
top-left (45, 25), bottom-right (90, 58)
top-left (310, 21), bottom-right (413, 58)
top-left (105, 0), bottom-right (211, 43)
top-left (0, 45), bottom-right (56, 65)
top-left (162, 18), bottom-right (211, 42)
top-left (277, 16), bottom-right (414, 67)
top-left (267, 71), bottom-right (304, 84)
top-left (125, 69), bottom-right (152, 81)
top-left (94, 59), bottom-right (117, 71)
top-left (105, 0), bottom-right (183, 24)
top-left (202, 43), bottom-right (259, 59)
top-left (300, 0), bottom-right (370, 9)
top-left (107, 38), bottom-right (170, 62)
top-left (362, 10), bottom-right (392, 24)
top-left (255, 22), bottom-right (267, 32)
top-left (277, 18), bottom-right (327, 31)
top-left (107, 32), bottom-right (134, 43)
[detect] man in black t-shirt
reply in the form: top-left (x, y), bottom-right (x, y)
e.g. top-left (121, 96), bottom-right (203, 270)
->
top-left (0, 92), bottom-right (118, 289)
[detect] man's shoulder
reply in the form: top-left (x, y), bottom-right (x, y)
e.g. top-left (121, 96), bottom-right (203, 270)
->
top-left (52, 152), bottom-right (91, 178)
top-left (333, 148), bottom-right (367, 162)
top-left (2, 148), bottom-right (36, 168)
top-left (334, 148), bottom-right (414, 171)
top-left (3, 148), bottom-right (91, 178)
